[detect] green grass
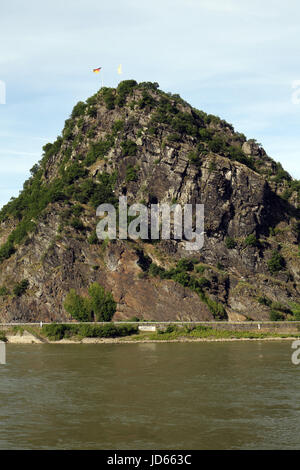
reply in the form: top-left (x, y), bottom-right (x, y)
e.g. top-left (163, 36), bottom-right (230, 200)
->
top-left (122, 324), bottom-right (300, 341)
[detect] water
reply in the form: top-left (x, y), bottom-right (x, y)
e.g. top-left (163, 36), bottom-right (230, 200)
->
top-left (0, 341), bottom-right (299, 449)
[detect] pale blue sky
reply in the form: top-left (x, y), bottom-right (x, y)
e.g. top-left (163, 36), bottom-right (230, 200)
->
top-left (1, 0), bottom-right (300, 208)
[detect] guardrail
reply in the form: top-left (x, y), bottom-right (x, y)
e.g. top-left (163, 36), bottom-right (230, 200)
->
top-left (0, 321), bottom-right (300, 325)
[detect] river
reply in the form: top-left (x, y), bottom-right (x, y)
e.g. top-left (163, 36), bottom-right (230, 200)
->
top-left (0, 341), bottom-right (299, 449)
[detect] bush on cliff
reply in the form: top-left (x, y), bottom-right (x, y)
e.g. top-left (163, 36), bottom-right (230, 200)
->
top-left (268, 250), bottom-right (286, 274)
top-left (13, 279), bottom-right (29, 297)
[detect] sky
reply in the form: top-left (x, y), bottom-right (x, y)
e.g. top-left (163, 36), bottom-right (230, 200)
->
top-left (0, 0), bottom-right (300, 208)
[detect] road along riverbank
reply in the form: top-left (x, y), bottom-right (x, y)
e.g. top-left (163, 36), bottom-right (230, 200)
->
top-left (1, 322), bottom-right (300, 344)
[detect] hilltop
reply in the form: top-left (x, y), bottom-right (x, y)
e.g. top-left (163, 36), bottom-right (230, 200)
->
top-left (0, 80), bottom-right (299, 322)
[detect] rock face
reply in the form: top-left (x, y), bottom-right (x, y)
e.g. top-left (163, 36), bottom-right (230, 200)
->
top-left (0, 80), bottom-right (299, 322)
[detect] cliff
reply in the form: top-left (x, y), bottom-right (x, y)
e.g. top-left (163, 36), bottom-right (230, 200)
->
top-left (0, 80), bottom-right (299, 322)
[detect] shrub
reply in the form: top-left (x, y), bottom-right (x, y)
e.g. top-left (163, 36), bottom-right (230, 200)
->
top-left (244, 234), bottom-right (259, 247)
top-left (73, 179), bottom-right (95, 204)
top-left (273, 163), bottom-right (291, 183)
top-left (171, 112), bottom-right (198, 136)
top-left (89, 172), bottom-right (117, 209)
top-left (0, 241), bottom-right (15, 263)
top-left (199, 128), bottom-right (213, 141)
top-left (71, 204), bottom-right (84, 217)
top-left (208, 136), bottom-right (225, 153)
top-left (61, 162), bottom-right (87, 185)
top-left (187, 151), bottom-right (201, 166)
top-left (193, 277), bottom-right (210, 289)
top-left (85, 136), bottom-right (114, 166)
top-left (172, 272), bottom-right (191, 287)
top-left (195, 265), bottom-right (205, 274)
top-left (42, 323), bottom-right (137, 340)
top-left (176, 258), bottom-right (194, 272)
top-left (0, 330), bottom-right (7, 342)
top-left (70, 217), bottom-right (85, 231)
top-left (208, 161), bottom-right (216, 173)
top-left (88, 231), bottom-right (98, 244)
top-left (125, 165), bottom-right (138, 182)
top-left (149, 263), bottom-right (165, 277)
top-left (269, 310), bottom-right (285, 321)
top-left (205, 298), bottom-right (227, 320)
top-left (290, 303), bottom-right (300, 321)
top-left (121, 140), bottom-right (137, 157)
top-left (13, 279), bottom-right (29, 297)
top-left (102, 88), bottom-right (115, 110)
top-left (87, 106), bottom-right (97, 118)
top-left (0, 286), bottom-right (9, 296)
top-left (87, 129), bottom-right (96, 140)
top-left (225, 237), bottom-right (237, 249)
top-left (138, 91), bottom-right (157, 109)
top-left (257, 296), bottom-right (272, 307)
top-left (167, 133), bottom-right (181, 143)
top-left (112, 119), bottom-right (124, 134)
top-left (165, 324), bottom-right (179, 334)
top-left (42, 324), bottom-right (69, 341)
top-left (71, 101), bottom-right (87, 118)
top-left (268, 250), bottom-right (286, 274)
top-left (116, 80), bottom-right (137, 107)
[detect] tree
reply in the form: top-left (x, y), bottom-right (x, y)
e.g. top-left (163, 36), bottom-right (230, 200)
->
top-left (64, 289), bottom-right (92, 322)
top-left (64, 283), bottom-right (116, 322)
top-left (88, 283), bottom-right (116, 321)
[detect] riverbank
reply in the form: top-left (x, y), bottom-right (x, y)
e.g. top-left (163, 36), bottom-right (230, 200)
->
top-left (2, 323), bottom-right (300, 344)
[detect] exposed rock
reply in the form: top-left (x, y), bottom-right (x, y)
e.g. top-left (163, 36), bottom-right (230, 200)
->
top-left (0, 81), bottom-right (298, 322)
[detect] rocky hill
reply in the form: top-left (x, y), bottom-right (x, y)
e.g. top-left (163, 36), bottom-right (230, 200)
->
top-left (0, 80), bottom-right (299, 322)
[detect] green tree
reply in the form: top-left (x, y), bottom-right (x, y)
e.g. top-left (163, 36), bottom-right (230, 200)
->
top-left (88, 282), bottom-right (116, 321)
top-left (64, 289), bottom-right (92, 322)
top-left (71, 101), bottom-right (87, 118)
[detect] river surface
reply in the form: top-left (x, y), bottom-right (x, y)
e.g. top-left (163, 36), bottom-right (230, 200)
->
top-left (0, 341), bottom-right (299, 449)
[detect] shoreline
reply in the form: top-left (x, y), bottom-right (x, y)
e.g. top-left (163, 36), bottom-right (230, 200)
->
top-left (5, 334), bottom-right (300, 345)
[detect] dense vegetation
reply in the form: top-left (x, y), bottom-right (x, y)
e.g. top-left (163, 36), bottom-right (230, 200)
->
top-left (64, 282), bottom-right (116, 322)
top-left (42, 322), bottom-right (138, 341)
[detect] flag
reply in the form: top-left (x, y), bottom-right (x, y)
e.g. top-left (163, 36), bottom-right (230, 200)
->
top-left (117, 64), bottom-right (122, 75)
top-left (93, 67), bottom-right (101, 73)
